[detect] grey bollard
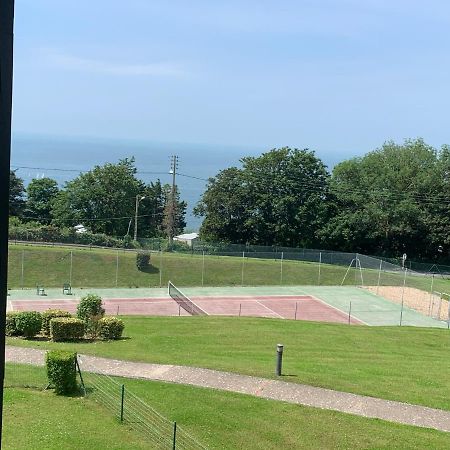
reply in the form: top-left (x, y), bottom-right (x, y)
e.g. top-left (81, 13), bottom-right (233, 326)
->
top-left (276, 344), bottom-right (284, 376)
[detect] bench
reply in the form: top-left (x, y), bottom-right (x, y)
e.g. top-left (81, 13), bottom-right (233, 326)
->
top-left (63, 283), bottom-right (72, 295)
top-left (36, 285), bottom-right (45, 296)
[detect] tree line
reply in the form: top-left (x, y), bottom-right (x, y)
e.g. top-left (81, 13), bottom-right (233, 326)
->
top-left (9, 158), bottom-right (186, 241)
top-left (194, 139), bottom-right (449, 261)
top-left (9, 139), bottom-right (449, 261)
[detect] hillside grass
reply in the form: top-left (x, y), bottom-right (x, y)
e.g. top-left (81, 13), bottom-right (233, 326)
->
top-left (7, 316), bottom-right (450, 411)
top-left (7, 244), bottom-right (450, 293)
top-left (4, 363), bottom-right (450, 449)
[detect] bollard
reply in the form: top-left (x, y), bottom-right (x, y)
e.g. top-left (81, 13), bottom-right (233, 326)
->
top-left (276, 344), bottom-right (284, 376)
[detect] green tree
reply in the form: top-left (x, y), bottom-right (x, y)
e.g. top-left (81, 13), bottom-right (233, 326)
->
top-left (9, 170), bottom-right (25, 216)
top-left (52, 158), bottom-right (143, 236)
top-left (51, 159), bottom-right (186, 239)
top-left (321, 139), bottom-right (447, 259)
top-left (25, 177), bottom-right (59, 223)
top-left (195, 147), bottom-right (331, 247)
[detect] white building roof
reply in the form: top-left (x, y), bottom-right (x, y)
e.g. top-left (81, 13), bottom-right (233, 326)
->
top-left (174, 232), bottom-right (199, 241)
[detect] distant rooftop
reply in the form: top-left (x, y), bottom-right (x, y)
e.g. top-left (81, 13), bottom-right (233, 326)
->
top-left (174, 232), bottom-right (199, 240)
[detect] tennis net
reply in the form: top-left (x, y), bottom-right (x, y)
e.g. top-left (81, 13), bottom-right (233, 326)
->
top-left (168, 281), bottom-right (207, 316)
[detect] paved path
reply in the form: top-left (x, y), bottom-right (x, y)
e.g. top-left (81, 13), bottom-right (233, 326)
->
top-left (6, 345), bottom-right (450, 433)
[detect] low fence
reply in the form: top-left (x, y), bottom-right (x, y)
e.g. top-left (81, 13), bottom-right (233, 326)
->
top-left (7, 241), bottom-right (450, 324)
top-left (4, 360), bottom-right (208, 450)
top-left (78, 356), bottom-right (208, 450)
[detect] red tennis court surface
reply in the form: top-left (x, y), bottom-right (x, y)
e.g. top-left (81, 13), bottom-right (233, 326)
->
top-left (11, 295), bottom-right (362, 324)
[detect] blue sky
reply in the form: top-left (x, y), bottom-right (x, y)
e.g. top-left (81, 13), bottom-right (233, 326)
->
top-left (12, 0), bottom-right (450, 155)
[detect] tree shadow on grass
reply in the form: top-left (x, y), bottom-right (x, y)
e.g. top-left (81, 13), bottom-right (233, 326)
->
top-left (137, 265), bottom-right (160, 275)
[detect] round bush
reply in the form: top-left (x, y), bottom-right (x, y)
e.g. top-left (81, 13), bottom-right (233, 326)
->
top-left (50, 318), bottom-right (85, 342)
top-left (76, 294), bottom-right (105, 322)
top-left (46, 350), bottom-right (77, 395)
top-left (6, 312), bottom-right (20, 336)
top-left (136, 251), bottom-right (151, 271)
top-left (41, 309), bottom-right (72, 336)
top-left (15, 311), bottom-right (42, 338)
top-left (98, 317), bottom-right (125, 340)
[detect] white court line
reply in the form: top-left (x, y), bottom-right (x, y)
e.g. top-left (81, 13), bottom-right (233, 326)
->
top-left (310, 295), bottom-right (369, 326)
top-left (255, 300), bottom-right (285, 319)
top-left (105, 300), bottom-right (171, 305)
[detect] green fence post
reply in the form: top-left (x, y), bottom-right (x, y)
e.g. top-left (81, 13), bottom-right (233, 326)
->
top-left (120, 384), bottom-right (125, 422)
top-left (172, 421), bottom-right (177, 449)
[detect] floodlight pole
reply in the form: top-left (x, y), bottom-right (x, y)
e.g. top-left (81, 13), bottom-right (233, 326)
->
top-left (0, 0), bottom-right (15, 445)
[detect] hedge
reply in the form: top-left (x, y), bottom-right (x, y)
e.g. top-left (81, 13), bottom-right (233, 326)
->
top-left (50, 318), bottom-right (85, 342)
top-left (15, 311), bottom-right (42, 338)
top-left (8, 224), bottom-right (139, 248)
top-left (136, 251), bottom-right (151, 271)
top-left (98, 317), bottom-right (125, 340)
top-left (6, 312), bottom-right (20, 336)
top-left (41, 310), bottom-right (72, 336)
top-left (46, 350), bottom-right (77, 395)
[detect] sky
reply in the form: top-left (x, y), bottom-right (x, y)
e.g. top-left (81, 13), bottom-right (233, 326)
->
top-left (11, 0), bottom-right (450, 155)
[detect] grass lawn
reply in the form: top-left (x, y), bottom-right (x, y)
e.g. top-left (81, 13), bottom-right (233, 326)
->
top-left (4, 363), bottom-right (450, 449)
top-left (8, 244), bottom-right (450, 293)
top-left (3, 384), bottom-right (150, 449)
top-left (7, 316), bottom-right (450, 411)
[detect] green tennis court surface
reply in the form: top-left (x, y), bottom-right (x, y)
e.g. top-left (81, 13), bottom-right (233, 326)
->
top-left (8, 285), bottom-right (447, 328)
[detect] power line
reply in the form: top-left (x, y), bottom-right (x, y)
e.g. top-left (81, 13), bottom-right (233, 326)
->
top-left (10, 164), bottom-right (450, 206)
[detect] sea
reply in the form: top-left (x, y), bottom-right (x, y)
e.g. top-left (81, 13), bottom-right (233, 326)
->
top-left (10, 133), bottom-right (348, 230)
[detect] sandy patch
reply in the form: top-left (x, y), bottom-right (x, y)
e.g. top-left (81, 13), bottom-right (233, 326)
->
top-left (363, 286), bottom-right (448, 321)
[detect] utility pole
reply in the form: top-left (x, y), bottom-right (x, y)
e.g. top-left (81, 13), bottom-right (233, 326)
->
top-left (167, 155), bottom-right (178, 247)
top-left (0, 0), bottom-right (15, 444)
top-left (133, 194), bottom-right (145, 241)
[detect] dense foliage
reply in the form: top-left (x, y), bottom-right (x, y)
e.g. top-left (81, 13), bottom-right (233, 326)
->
top-left (76, 294), bottom-right (105, 322)
top-left (42, 310), bottom-right (72, 336)
top-left (195, 147), bottom-right (331, 247)
top-left (25, 177), bottom-right (59, 223)
top-left (5, 312), bottom-right (20, 336)
top-left (196, 141), bottom-right (450, 261)
top-left (322, 139), bottom-right (449, 259)
top-left (9, 159), bottom-right (186, 241)
top-left (98, 317), bottom-right (125, 340)
top-left (15, 311), bottom-right (42, 338)
top-left (50, 318), bottom-right (85, 342)
top-left (9, 170), bottom-right (25, 216)
top-left (46, 350), bottom-right (78, 394)
top-left (136, 251), bottom-right (151, 271)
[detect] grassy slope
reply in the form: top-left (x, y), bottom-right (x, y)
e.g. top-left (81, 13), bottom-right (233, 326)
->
top-left (4, 363), bottom-right (450, 450)
top-left (8, 317), bottom-right (450, 411)
top-left (7, 244), bottom-right (450, 293)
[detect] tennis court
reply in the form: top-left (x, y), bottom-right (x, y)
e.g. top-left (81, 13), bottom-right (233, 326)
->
top-left (8, 284), bottom-right (448, 327)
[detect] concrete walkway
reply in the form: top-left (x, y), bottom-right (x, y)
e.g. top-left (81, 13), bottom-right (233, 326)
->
top-left (6, 345), bottom-right (450, 433)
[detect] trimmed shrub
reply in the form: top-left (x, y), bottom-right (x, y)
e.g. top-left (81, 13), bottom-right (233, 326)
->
top-left (77, 294), bottom-right (105, 322)
top-left (46, 350), bottom-right (77, 395)
top-left (98, 317), bottom-right (125, 340)
top-left (15, 311), bottom-right (42, 338)
top-left (77, 294), bottom-right (105, 338)
top-left (6, 312), bottom-right (20, 336)
top-left (136, 251), bottom-right (151, 271)
top-left (41, 309), bottom-right (72, 336)
top-left (50, 318), bottom-right (85, 342)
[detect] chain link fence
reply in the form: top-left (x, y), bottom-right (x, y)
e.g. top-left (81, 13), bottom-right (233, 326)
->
top-left (7, 241), bottom-right (450, 324)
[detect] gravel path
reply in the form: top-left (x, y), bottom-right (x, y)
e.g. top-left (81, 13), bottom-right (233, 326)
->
top-left (6, 345), bottom-right (450, 433)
